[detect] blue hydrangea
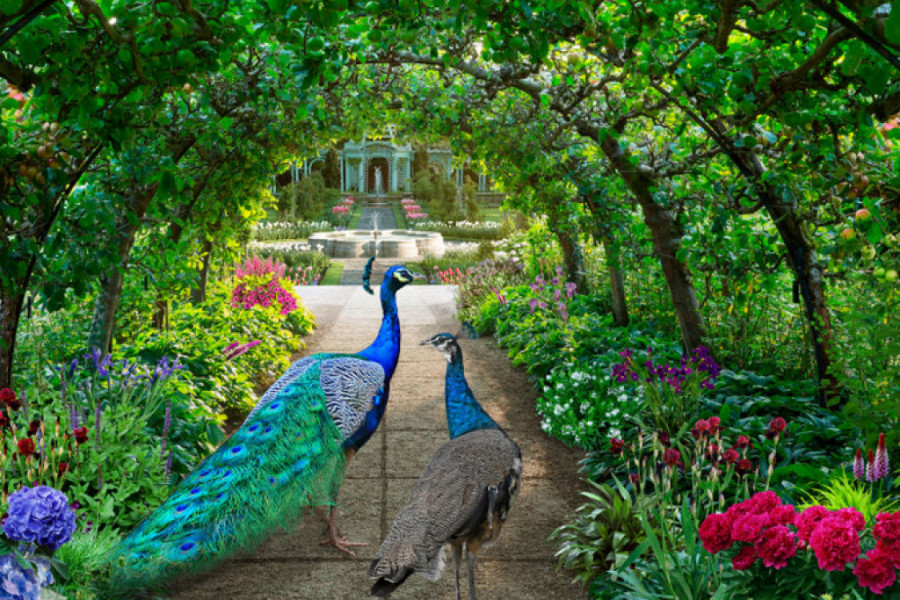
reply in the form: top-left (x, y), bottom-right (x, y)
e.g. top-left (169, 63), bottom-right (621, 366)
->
top-left (0, 553), bottom-right (52, 600)
top-left (2, 486), bottom-right (76, 551)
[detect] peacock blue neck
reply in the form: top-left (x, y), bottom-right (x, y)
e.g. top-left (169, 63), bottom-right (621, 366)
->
top-left (444, 356), bottom-right (500, 439)
top-left (346, 283), bottom-right (401, 451)
top-left (357, 286), bottom-right (401, 380)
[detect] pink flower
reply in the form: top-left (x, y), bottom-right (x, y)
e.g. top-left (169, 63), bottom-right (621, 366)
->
top-left (691, 418), bottom-right (711, 438)
top-left (770, 504), bottom-right (797, 527)
top-left (766, 417), bottom-right (787, 439)
top-left (754, 524), bottom-right (797, 569)
top-left (875, 433), bottom-right (890, 481)
top-left (731, 544), bottom-right (758, 570)
top-left (854, 547), bottom-right (897, 595)
top-left (735, 434), bottom-right (752, 449)
top-left (707, 416), bottom-right (721, 434)
top-left (808, 515), bottom-right (861, 571)
top-left (835, 507), bottom-right (866, 532)
top-left (873, 511), bottom-right (900, 566)
top-left (747, 491), bottom-right (781, 514)
top-left (854, 448), bottom-right (866, 479)
top-left (698, 513), bottom-right (733, 554)
top-left (867, 449), bottom-right (877, 482)
top-left (795, 505), bottom-right (830, 543)
top-left (731, 512), bottom-right (771, 544)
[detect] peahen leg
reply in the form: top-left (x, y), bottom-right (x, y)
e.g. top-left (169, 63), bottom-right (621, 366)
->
top-left (466, 546), bottom-right (478, 600)
top-left (451, 543), bottom-right (463, 600)
top-left (314, 505), bottom-right (368, 556)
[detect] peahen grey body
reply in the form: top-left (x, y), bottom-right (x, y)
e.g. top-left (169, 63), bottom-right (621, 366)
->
top-left (369, 333), bottom-right (522, 599)
top-left (106, 261), bottom-right (417, 596)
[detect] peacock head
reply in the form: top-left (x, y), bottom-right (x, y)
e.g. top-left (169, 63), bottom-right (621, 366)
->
top-left (363, 258), bottom-right (420, 295)
top-left (419, 332), bottom-right (460, 364)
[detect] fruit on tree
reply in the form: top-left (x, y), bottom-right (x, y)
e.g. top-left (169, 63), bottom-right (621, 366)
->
top-left (874, 266), bottom-right (886, 278)
top-left (885, 269), bottom-right (899, 282)
top-left (860, 245), bottom-right (876, 260)
top-left (841, 228), bottom-right (856, 241)
top-left (855, 208), bottom-right (871, 222)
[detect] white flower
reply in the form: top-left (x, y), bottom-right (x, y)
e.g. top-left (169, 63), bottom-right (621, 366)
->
top-left (553, 404), bottom-right (565, 416)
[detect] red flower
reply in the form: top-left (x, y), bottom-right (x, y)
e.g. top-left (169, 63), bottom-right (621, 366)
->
top-left (723, 448), bottom-right (740, 464)
top-left (853, 547), bottom-right (897, 595)
top-left (770, 504), bottom-right (797, 527)
top-left (754, 524), bottom-right (797, 569)
top-left (628, 472), bottom-right (639, 484)
top-left (766, 417), bottom-right (787, 439)
top-left (73, 426), bottom-right (89, 444)
top-left (748, 491), bottom-right (782, 513)
top-left (707, 416), bottom-right (721, 434)
top-left (809, 515), bottom-right (861, 571)
top-left (796, 505), bottom-right (830, 543)
top-left (0, 412), bottom-right (7, 428)
top-left (704, 443), bottom-right (720, 463)
top-left (731, 512), bottom-right (771, 543)
top-left (17, 437), bottom-right (35, 456)
top-left (691, 418), bottom-right (711, 438)
top-left (735, 434), bottom-right (752, 449)
top-left (58, 462), bottom-right (69, 476)
top-left (731, 544), bottom-right (758, 570)
top-left (609, 437), bottom-right (625, 454)
top-left (873, 511), bottom-right (900, 566)
top-left (658, 431), bottom-right (670, 446)
top-left (0, 387), bottom-right (20, 411)
top-left (736, 459), bottom-right (753, 475)
top-left (28, 420), bottom-right (41, 435)
top-left (698, 512), bottom-right (733, 554)
top-left (663, 448), bottom-right (681, 467)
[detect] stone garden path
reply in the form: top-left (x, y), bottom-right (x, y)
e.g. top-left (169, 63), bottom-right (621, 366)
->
top-left (171, 265), bottom-right (588, 600)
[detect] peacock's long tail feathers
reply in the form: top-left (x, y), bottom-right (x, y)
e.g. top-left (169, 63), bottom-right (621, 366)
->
top-left (106, 363), bottom-right (346, 595)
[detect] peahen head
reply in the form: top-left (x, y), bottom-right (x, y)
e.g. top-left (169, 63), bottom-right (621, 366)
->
top-left (420, 332), bottom-right (461, 364)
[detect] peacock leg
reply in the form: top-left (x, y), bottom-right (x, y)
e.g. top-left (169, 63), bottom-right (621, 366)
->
top-left (451, 543), bottom-right (463, 600)
top-left (465, 546), bottom-right (478, 600)
top-left (314, 505), bottom-right (368, 556)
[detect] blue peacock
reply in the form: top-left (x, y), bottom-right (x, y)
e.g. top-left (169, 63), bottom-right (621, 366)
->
top-left (369, 332), bottom-right (523, 600)
top-left (107, 260), bottom-right (417, 595)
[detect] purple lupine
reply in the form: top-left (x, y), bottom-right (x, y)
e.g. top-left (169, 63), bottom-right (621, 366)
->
top-left (164, 448), bottom-right (173, 481)
top-left (528, 298), bottom-right (540, 313)
top-left (557, 302), bottom-right (568, 322)
top-left (874, 433), bottom-right (890, 481)
top-left (853, 448), bottom-right (865, 480)
top-left (67, 358), bottom-right (79, 377)
top-left (866, 449), bottom-right (876, 482)
top-left (565, 282), bottom-right (577, 298)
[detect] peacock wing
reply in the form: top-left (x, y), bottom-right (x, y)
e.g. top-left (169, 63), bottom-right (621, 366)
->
top-left (108, 360), bottom-right (347, 594)
top-left (318, 356), bottom-right (385, 439)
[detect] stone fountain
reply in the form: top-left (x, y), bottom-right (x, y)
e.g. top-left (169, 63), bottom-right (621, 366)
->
top-left (308, 205), bottom-right (444, 258)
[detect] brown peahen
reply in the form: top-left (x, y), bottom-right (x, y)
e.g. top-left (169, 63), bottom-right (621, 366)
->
top-left (368, 333), bottom-right (522, 599)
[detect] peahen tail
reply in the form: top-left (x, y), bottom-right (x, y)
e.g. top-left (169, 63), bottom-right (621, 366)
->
top-left (105, 363), bottom-right (346, 596)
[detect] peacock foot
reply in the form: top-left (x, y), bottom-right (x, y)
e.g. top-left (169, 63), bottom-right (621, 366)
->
top-left (315, 506), bottom-right (367, 556)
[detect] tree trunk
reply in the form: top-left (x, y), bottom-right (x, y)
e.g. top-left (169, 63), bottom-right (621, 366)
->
top-left (87, 188), bottom-right (157, 353)
top-left (720, 142), bottom-right (837, 405)
top-left (556, 224), bottom-right (589, 294)
top-left (190, 240), bottom-right (214, 304)
top-left (0, 289), bottom-right (25, 389)
top-left (598, 135), bottom-right (707, 350)
top-left (603, 239), bottom-right (630, 327)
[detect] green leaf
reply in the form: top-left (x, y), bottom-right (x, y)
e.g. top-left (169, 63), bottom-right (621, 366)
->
top-left (886, 1), bottom-right (900, 44)
top-left (540, 92), bottom-right (550, 108)
top-left (0, 0), bottom-right (23, 15)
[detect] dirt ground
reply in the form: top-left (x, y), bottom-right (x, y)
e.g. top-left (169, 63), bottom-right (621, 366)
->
top-left (169, 278), bottom-right (589, 600)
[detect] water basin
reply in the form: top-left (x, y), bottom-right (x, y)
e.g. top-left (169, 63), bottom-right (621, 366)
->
top-left (308, 229), bottom-right (444, 258)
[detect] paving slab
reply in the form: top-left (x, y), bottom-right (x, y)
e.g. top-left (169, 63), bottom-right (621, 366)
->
top-left (169, 280), bottom-right (587, 600)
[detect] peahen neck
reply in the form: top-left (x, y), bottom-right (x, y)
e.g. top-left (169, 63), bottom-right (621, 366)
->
top-left (444, 354), bottom-right (500, 439)
top-left (358, 285), bottom-right (401, 380)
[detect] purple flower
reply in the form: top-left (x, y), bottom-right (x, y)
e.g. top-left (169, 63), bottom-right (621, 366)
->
top-left (853, 448), bottom-right (865, 480)
top-left (528, 298), bottom-right (540, 313)
top-left (0, 553), bottom-right (51, 599)
top-left (565, 282), bottom-right (577, 298)
top-left (3, 486), bottom-right (76, 550)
